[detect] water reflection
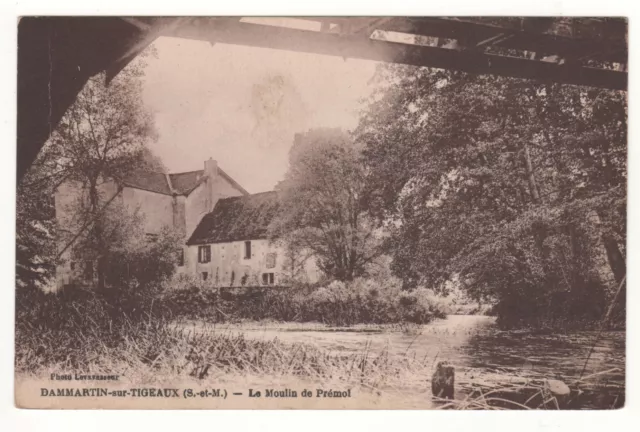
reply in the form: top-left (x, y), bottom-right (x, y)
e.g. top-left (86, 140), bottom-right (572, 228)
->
top-left (186, 315), bottom-right (625, 409)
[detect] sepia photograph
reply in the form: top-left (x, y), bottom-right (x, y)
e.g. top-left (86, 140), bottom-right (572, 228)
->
top-left (14, 16), bottom-right (627, 410)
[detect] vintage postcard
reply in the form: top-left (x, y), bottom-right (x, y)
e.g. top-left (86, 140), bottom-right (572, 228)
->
top-left (15, 16), bottom-right (626, 409)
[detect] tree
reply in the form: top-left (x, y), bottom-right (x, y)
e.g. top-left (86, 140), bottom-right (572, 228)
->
top-left (24, 53), bottom-right (159, 291)
top-left (94, 204), bottom-right (182, 290)
top-left (355, 64), bottom-right (626, 326)
top-left (138, 146), bottom-right (168, 173)
top-left (275, 237), bottom-right (316, 284)
top-left (270, 128), bottom-right (383, 282)
top-left (16, 173), bottom-right (56, 290)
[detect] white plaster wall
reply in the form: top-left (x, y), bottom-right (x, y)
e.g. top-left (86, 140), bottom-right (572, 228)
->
top-left (187, 239), bottom-right (320, 286)
top-left (121, 187), bottom-right (174, 234)
top-left (185, 182), bottom-right (209, 241)
top-left (119, 188), bottom-right (191, 279)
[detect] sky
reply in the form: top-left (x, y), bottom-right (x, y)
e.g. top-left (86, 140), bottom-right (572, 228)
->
top-left (141, 33), bottom-right (380, 193)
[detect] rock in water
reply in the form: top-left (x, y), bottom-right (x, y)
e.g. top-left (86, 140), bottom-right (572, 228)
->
top-left (547, 379), bottom-right (570, 397)
top-left (431, 361), bottom-right (455, 399)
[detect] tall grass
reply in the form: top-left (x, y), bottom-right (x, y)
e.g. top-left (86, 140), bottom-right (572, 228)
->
top-left (15, 287), bottom-right (432, 392)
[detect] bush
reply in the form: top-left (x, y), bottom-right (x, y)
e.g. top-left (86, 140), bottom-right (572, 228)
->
top-left (105, 226), bottom-right (182, 289)
top-left (162, 273), bottom-right (214, 291)
top-left (158, 277), bottom-right (446, 325)
top-left (156, 275), bottom-right (220, 321)
top-left (491, 278), bottom-right (608, 329)
top-left (418, 282), bottom-right (493, 316)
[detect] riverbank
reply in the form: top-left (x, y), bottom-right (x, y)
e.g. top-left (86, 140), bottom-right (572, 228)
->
top-left (15, 318), bottom-right (438, 409)
top-left (16, 313), bottom-right (624, 409)
top-left (172, 315), bottom-right (624, 407)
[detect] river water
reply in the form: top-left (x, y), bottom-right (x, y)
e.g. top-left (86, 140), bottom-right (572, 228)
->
top-left (184, 315), bottom-right (625, 409)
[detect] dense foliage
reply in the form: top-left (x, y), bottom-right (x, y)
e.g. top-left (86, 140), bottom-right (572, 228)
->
top-left (271, 128), bottom-right (384, 281)
top-left (355, 66), bottom-right (626, 327)
top-left (16, 177), bottom-right (56, 290)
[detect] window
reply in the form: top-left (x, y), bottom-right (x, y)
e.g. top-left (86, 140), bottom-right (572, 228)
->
top-left (266, 252), bottom-right (277, 269)
top-left (262, 272), bottom-right (275, 286)
top-left (177, 249), bottom-right (184, 267)
top-left (202, 272), bottom-right (208, 281)
top-left (198, 245), bottom-right (211, 263)
top-left (244, 241), bottom-right (252, 259)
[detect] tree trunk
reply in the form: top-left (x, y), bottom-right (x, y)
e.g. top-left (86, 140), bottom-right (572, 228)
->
top-left (88, 179), bottom-right (106, 291)
top-left (601, 234), bottom-right (626, 319)
top-left (96, 256), bottom-right (106, 291)
top-left (602, 234), bottom-right (625, 284)
top-left (522, 143), bottom-right (541, 203)
top-left (590, 209), bottom-right (626, 289)
top-left (568, 223), bottom-right (583, 292)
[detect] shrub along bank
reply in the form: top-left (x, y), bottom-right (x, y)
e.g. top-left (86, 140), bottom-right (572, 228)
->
top-left (157, 277), bottom-right (446, 326)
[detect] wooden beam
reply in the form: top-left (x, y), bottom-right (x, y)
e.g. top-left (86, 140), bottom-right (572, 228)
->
top-left (106, 18), bottom-right (160, 84)
top-left (377, 17), bottom-right (627, 63)
top-left (162, 20), bottom-right (627, 90)
top-left (121, 17), bottom-right (152, 31)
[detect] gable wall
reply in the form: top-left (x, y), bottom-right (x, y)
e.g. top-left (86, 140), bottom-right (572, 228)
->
top-left (121, 186), bottom-right (174, 234)
top-left (185, 182), bottom-right (209, 242)
top-left (184, 174), bottom-right (245, 241)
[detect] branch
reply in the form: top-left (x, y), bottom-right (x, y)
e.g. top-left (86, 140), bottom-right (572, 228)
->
top-left (56, 187), bottom-right (123, 260)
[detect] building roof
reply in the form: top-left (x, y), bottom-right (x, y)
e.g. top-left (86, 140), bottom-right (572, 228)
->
top-left (122, 171), bottom-right (172, 195)
top-left (187, 191), bottom-right (279, 245)
top-left (168, 170), bottom-right (205, 195)
top-left (121, 167), bottom-right (248, 197)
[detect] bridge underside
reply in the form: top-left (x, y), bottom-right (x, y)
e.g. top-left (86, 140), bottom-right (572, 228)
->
top-left (17, 16), bottom-right (627, 180)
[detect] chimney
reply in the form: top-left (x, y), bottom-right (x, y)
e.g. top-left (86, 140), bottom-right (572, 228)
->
top-left (204, 158), bottom-right (218, 212)
top-left (204, 157), bottom-right (218, 180)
